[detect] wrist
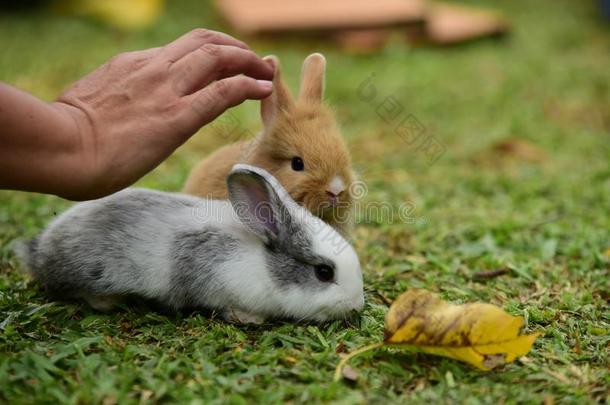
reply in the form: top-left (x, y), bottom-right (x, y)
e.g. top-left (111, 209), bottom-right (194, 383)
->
top-left (46, 101), bottom-right (102, 200)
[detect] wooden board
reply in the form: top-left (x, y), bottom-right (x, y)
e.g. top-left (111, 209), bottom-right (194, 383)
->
top-left (214, 0), bottom-right (425, 35)
top-left (425, 3), bottom-right (508, 45)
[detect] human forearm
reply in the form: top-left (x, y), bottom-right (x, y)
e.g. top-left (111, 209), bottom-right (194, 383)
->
top-left (0, 83), bottom-right (87, 198)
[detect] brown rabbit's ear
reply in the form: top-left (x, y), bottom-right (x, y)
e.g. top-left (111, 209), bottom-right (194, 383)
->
top-left (298, 53), bottom-right (326, 104)
top-left (261, 55), bottom-right (294, 127)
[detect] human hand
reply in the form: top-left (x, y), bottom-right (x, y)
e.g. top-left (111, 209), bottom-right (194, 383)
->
top-left (54, 29), bottom-right (274, 199)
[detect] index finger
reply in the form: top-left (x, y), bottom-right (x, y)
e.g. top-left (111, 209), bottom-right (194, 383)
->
top-left (170, 45), bottom-right (274, 95)
top-left (161, 28), bottom-right (250, 62)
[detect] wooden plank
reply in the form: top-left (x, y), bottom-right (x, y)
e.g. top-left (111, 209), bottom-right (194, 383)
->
top-left (214, 0), bottom-right (425, 34)
top-left (425, 3), bottom-right (508, 45)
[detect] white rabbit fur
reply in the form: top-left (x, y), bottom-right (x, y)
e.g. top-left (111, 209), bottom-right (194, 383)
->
top-left (14, 165), bottom-right (364, 323)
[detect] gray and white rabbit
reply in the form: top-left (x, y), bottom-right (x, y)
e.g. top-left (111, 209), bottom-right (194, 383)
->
top-left (14, 164), bottom-right (364, 323)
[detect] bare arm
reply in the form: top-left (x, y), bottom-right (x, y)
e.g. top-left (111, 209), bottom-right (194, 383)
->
top-left (0, 29), bottom-right (274, 200)
top-left (0, 84), bottom-right (86, 197)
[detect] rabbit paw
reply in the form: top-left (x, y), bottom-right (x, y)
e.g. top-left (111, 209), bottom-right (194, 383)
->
top-left (85, 295), bottom-right (121, 312)
top-left (223, 308), bottom-right (265, 324)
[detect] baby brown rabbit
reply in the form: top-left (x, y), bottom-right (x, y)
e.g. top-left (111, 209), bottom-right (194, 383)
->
top-left (182, 53), bottom-right (355, 236)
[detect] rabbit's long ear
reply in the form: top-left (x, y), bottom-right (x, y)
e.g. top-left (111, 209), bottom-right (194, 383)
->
top-left (261, 55), bottom-right (294, 128)
top-left (227, 166), bottom-right (291, 245)
top-left (299, 53), bottom-right (326, 104)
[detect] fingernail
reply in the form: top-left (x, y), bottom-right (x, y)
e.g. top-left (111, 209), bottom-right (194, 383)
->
top-left (263, 55), bottom-right (277, 65)
top-left (263, 56), bottom-right (278, 72)
top-left (257, 80), bottom-right (273, 90)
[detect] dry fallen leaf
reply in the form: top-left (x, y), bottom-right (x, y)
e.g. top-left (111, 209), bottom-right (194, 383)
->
top-left (384, 289), bottom-right (539, 370)
top-left (283, 356), bottom-right (298, 365)
top-left (471, 268), bottom-right (510, 281)
top-left (334, 289), bottom-right (539, 381)
top-left (491, 138), bottom-right (547, 162)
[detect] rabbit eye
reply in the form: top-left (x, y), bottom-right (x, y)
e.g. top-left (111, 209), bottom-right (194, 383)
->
top-left (291, 157), bottom-right (304, 171)
top-left (314, 264), bottom-right (334, 282)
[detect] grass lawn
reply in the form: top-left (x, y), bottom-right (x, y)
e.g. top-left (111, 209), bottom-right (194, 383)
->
top-left (1, 0), bottom-right (609, 403)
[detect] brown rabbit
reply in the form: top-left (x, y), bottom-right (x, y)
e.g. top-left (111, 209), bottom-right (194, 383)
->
top-left (183, 53), bottom-right (355, 236)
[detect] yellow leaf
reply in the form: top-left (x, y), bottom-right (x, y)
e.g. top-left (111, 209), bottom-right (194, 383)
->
top-left (384, 289), bottom-right (539, 370)
top-left (57, 0), bottom-right (164, 30)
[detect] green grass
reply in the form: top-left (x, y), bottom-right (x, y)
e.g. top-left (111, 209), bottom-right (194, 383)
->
top-left (1, 0), bottom-right (609, 403)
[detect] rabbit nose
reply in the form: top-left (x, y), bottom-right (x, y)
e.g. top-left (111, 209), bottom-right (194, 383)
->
top-left (326, 176), bottom-right (345, 205)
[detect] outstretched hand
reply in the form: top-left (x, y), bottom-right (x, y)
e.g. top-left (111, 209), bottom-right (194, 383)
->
top-left (0, 29), bottom-right (274, 199)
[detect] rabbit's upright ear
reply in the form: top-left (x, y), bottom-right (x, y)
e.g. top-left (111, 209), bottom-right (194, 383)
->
top-left (299, 53), bottom-right (326, 104)
top-left (227, 168), bottom-right (289, 244)
top-left (261, 55), bottom-right (294, 128)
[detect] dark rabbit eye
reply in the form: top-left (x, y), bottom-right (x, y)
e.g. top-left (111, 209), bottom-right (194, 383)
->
top-left (291, 157), bottom-right (304, 171)
top-left (314, 264), bottom-right (335, 283)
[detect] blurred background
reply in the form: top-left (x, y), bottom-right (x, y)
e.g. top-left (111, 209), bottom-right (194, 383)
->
top-left (1, 0), bottom-right (609, 259)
